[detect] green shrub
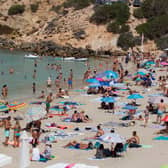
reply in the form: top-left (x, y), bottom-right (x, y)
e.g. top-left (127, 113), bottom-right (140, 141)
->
top-left (117, 32), bottom-right (135, 50)
top-left (133, 8), bottom-right (144, 18)
top-left (136, 14), bottom-right (168, 40)
top-left (90, 2), bottom-right (130, 25)
top-left (107, 22), bottom-right (120, 33)
top-left (119, 24), bottom-right (130, 33)
top-left (141, 0), bottom-right (168, 18)
top-left (51, 5), bottom-right (62, 13)
top-left (63, 0), bottom-right (94, 10)
top-left (30, 3), bottom-right (39, 13)
top-left (8, 4), bottom-right (25, 15)
top-left (0, 24), bottom-right (14, 35)
top-left (156, 36), bottom-right (168, 50)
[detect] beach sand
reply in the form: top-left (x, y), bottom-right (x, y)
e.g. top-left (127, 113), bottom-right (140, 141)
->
top-left (1, 59), bottom-right (168, 168)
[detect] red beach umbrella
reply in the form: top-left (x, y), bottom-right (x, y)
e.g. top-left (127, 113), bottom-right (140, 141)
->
top-left (161, 115), bottom-right (168, 122)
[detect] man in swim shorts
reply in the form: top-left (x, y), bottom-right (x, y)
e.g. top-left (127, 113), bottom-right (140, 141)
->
top-left (156, 99), bottom-right (166, 124)
top-left (3, 116), bottom-right (11, 146)
top-left (46, 93), bottom-right (53, 114)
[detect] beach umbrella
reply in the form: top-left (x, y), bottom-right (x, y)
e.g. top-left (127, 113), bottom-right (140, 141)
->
top-left (135, 71), bottom-right (146, 76)
top-left (0, 154), bottom-right (12, 167)
top-left (89, 83), bottom-right (101, 88)
top-left (144, 60), bottom-right (155, 65)
top-left (104, 70), bottom-right (119, 79)
top-left (127, 93), bottom-right (144, 99)
top-left (161, 115), bottom-right (168, 122)
top-left (86, 78), bottom-right (99, 83)
top-left (122, 105), bottom-right (138, 110)
top-left (26, 105), bottom-right (46, 122)
top-left (0, 103), bottom-right (9, 112)
top-left (19, 131), bottom-right (30, 168)
top-left (149, 96), bottom-right (168, 104)
top-left (110, 82), bottom-right (126, 88)
top-left (99, 133), bottom-right (125, 143)
top-left (100, 97), bottom-right (116, 103)
top-left (161, 62), bottom-right (168, 66)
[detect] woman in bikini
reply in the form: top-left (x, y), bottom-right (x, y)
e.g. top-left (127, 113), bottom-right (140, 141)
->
top-left (13, 120), bottom-right (21, 147)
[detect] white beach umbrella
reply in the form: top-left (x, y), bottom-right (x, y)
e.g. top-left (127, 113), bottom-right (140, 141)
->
top-left (99, 133), bottom-right (125, 143)
top-left (0, 154), bottom-right (12, 167)
top-left (148, 96), bottom-right (168, 104)
top-left (19, 131), bottom-right (30, 168)
top-left (26, 104), bottom-right (46, 122)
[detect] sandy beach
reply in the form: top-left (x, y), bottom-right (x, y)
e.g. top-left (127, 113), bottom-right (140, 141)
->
top-left (1, 55), bottom-right (168, 168)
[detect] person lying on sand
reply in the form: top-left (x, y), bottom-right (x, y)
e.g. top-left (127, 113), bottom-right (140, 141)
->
top-left (64, 141), bottom-right (93, 150)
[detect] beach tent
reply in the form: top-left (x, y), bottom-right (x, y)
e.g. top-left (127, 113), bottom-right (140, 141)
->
top-left (99, 133), bottom-right (125, 143)
top-left (19, 131), bottom-right (30, 168)
top-left (0, 154), bottom-right (12, 167)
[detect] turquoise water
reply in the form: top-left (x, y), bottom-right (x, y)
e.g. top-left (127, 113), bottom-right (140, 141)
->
top-left (0, 49), bottom-right (108, 100)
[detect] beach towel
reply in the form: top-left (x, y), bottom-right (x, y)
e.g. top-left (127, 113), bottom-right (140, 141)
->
top-left (88, 157), bottom-right (109, 161)
top-left (46, 123), bottom-right (73, 129)
top-left (153, 136), bottom-right (168, 141)
top-left (48, 113), bottom-right (69, 117)
top-left (67, 146), bottom-right (93, 151)
top-left (141, 145), bottom-right (152, 148)
top-left (30, 101), bottom-right (45, 105)
top-left (45, 163), bottom-right (99, 168)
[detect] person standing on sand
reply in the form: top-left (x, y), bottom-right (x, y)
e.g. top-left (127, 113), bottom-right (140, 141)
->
top-left (157, 99), bottom-right (166, 124)
top-left (12, 120), bottom-right (21, 147)
top-left (45, 93), bottom-right (53, 114)
top-left (3, 116), bottom-right (11, 146)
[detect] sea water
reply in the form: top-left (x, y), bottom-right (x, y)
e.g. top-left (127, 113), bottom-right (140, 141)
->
top-left (0, 49), bottom-right (108, 100)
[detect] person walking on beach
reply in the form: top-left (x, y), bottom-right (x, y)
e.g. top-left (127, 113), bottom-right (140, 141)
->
top-left (32, 70), bottom-right (37, 79)
top-left (68, 77), bottom-right (73, 89)
top-left (45, 93), bottom-right (53, 114)
top-left (1, 84), bottom-right (8, 99)
top-left (3, 116), bottom-right (11, 146)
top-left (47, 77), bottom-right (52, 88)
top-left (157, 99), bottom-right (166, 124)
top-left (144, 110), bottom-right (149, 127)
top-left (32, 82), bottom-right (36, 94)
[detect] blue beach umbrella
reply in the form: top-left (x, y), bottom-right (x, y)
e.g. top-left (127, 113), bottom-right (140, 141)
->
top-left (104, 70), bottom-right (119, 79)
top-left (134, 71), bottom-right (146, 76)
top-left (110, 82), bottom-right (126, 87)
top-left (127, 93), bottom-right (144, 99)
top-left (100, 97), bottom-right (116, 103)
top-left (123, 105), bottom-right (138, 110)
top-left (145, 61), bottom-right (155, 65)
top-left (89, 83), bottom-right (101, 88)
top-left (86, 78), bottom-right (99, 83)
